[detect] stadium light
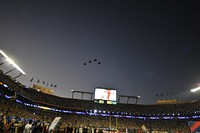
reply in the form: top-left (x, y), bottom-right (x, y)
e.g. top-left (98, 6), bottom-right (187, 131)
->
top-left (190, 87), bottom-right (200, 93)
top-left (0, 50), bottom-right (26, 75)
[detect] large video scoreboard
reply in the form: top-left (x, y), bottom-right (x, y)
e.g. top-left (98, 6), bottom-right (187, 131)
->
top-left (94, 87), bottom-right (117, 104)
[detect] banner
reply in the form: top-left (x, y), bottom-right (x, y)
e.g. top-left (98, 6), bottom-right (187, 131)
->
top-left (48, 117), bottom-right (62, 132)
top-left (188, 121), bottom-right (200, 133)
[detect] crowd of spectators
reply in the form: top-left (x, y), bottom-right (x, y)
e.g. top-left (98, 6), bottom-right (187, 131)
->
top-left (0, 94), bottom-right (192, 133)
top-left (0, 71), bottom-right (196, 132)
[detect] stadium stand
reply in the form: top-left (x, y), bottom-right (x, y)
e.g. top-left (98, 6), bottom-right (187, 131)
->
top-left (0, 71), bottom-right (197, 132)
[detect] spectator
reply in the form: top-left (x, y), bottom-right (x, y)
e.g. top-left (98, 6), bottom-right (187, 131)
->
top-left (0, 116), bottom-right (4, 132)
top-left (23, 120), bottom-right (33, 133)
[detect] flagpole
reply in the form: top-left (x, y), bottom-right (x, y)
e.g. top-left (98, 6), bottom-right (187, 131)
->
top-left (116, 117), bottom-right (118, 131)
top-left (109, 116), bottom-right (112, 129)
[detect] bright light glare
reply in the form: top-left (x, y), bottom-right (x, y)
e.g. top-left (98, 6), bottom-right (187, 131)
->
top-left (0, 50), bottom-right (26, 75)
top-left (191, 87), bottom-right (200, 92)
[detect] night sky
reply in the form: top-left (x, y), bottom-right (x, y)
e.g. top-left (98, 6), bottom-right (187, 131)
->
top-left (0, 0), bottom-right (200, 104)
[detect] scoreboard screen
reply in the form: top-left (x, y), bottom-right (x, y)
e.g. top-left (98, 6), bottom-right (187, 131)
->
top-left (94, 88), bottom-right (117, 104)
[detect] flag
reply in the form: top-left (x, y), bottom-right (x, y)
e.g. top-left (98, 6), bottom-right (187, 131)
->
top-left (37, 79), bottom-right (40, 83)
top-left (30, 77), bottom-right (34, 82)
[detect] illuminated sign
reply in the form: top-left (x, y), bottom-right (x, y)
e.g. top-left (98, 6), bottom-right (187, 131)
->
top-left (94, 88), bottom-right (117, 101)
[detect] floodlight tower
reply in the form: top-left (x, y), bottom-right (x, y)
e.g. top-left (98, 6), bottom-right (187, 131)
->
top-left (71, 90), bottom-right (75, 99)
top-left (135, 95), bottom-right (141, 104)
top-left (191, 87), bottom-right (200, 93)
top-left (0, 50), bottom-right (26, 78)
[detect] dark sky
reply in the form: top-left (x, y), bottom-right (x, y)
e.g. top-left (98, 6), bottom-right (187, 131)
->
top-left (0, 0), bottom-right (200, 104)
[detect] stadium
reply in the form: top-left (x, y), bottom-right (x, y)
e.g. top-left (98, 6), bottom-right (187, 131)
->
top-left (0, 50), bottom-right (199, 133)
